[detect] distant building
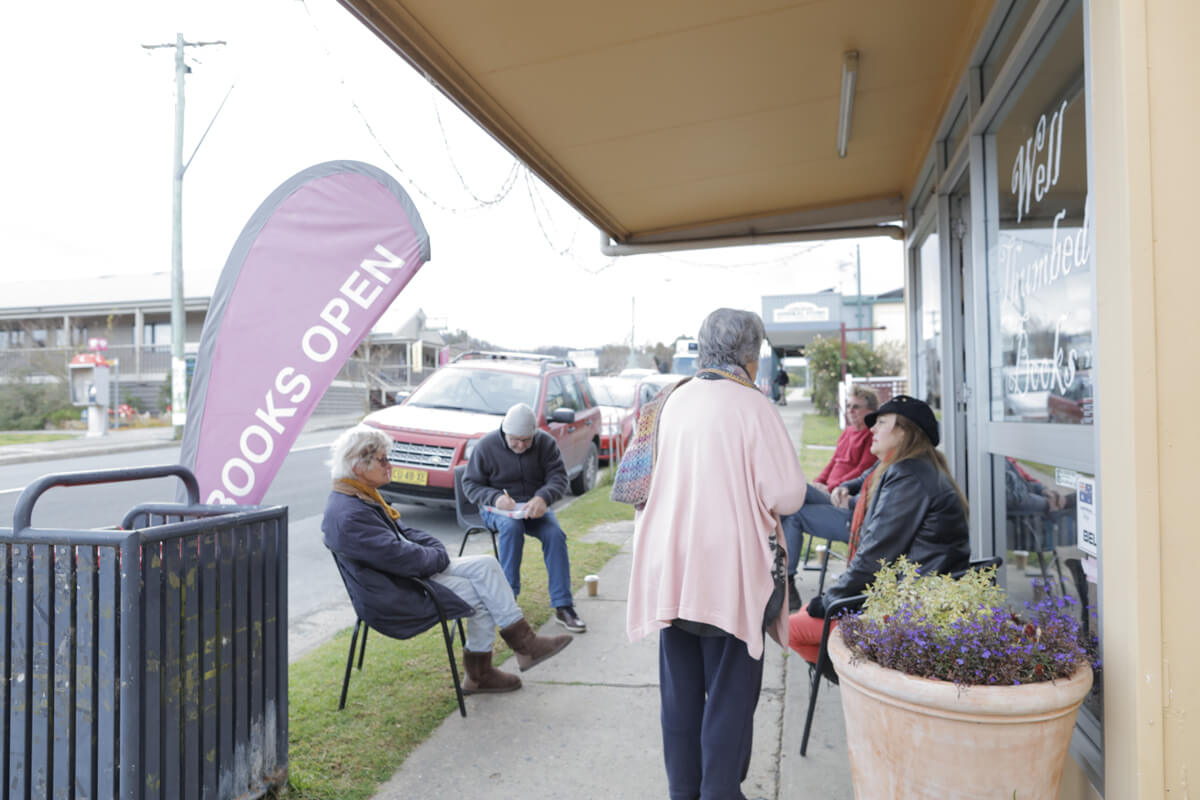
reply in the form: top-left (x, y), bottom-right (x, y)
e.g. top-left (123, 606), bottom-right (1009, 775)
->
top-left (0, 274), bottom-right (442, 414)
top-left (761, 288), bottom-right (906, 358)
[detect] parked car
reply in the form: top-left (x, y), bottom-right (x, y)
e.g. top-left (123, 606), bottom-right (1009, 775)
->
top-left (362, 351), bottom-right (602, 507)
top-left (599, 373), bottom-right (688, 462)
top-left (589, 375), bottom-right (639, 464)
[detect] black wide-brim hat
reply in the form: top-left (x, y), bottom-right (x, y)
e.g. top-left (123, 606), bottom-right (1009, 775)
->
top-left (864, 394), bottom-right (940, 447)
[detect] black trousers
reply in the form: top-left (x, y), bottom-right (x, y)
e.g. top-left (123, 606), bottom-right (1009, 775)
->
top-left (659, 625), bottom-right (764, 800)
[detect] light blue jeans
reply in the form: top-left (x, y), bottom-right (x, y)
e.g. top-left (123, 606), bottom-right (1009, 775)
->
top-left (480, 507), bottom-right (574, 609)
top-left (429, 555), bottom-right (525, 652)
top-left (781, 485), bottom-right (853, 576)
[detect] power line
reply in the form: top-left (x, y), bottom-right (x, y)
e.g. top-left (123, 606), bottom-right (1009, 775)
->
top-left (298, 0), bottom-right (520, 214)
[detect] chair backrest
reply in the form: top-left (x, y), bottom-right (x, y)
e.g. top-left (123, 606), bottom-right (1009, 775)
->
top-left (329, 549), bottom-right (371, 621)
top-left (454, 465), bottom-right (487, 532)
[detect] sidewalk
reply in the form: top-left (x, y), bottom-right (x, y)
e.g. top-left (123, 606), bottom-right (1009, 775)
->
top-left (371, 391), bottom-right (854, 800)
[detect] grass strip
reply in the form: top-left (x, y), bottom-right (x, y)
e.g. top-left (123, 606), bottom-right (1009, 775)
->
top-left (280, 473), bottom-right (630, 799)
top-left (0, 432), bottom-right (76, 446)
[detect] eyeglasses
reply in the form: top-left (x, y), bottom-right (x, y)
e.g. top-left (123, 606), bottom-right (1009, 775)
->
top-left (847, 403), bottom-right (866, 410)
top-left (373, 453), bottom-right (390, 467)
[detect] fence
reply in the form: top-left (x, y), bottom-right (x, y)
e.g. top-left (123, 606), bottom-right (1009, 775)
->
top-left (1, 465), bottom-right (288, 799)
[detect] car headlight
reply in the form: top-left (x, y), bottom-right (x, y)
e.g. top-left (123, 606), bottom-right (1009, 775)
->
top-left (464, 438), bottom-right (480, 461)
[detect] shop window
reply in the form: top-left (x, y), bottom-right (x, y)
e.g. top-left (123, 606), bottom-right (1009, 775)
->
top-left (981, 0), bottom-right (1038, 97)
top-left (915, 233), bottom-right (942, 412)
top-left (996, 455), bottom-right (1102, 735)
top-left (986, 5), bottom-right (1091, 425)
top-left (945, 97), bottom-right (969, 164)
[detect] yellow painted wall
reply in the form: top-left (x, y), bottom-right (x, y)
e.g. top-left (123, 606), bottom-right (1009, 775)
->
top-left (1088, 0), bottom-right (1200, 796)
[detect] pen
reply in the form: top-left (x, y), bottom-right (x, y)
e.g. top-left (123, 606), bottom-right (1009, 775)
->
top-left (503, 489), bottom-right (512, 503)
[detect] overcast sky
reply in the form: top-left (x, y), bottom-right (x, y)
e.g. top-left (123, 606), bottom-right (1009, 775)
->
top-left (0, 0), bottom-right (904, 351)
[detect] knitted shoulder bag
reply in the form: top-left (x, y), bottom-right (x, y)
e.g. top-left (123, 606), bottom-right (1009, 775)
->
top-left (610, 378), bottom-right (690, 508)
top-left (610, 367), bottom-right (759, 509)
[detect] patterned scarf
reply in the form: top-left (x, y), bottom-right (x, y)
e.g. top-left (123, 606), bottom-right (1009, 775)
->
top-left (698, 364), bottom-right (758, 390)
top-left (332, 477), bottom-right (402, 521)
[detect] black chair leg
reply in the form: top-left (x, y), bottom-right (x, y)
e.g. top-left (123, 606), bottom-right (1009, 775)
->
top-left (339, 620), bottom-right (363, 711)
top-left (489, 530), bottom-right (498, 559)
top-left (457, 619), bottom-right (466, 646)
top-left (799, 652), bottom-right (824, 756)
top-left (357, 626), bottom-right (369, 669)
top-left (437, 616), bottom-right (468, 718)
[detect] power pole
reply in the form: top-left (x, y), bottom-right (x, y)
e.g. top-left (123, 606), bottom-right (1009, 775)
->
top-left (142, 33), bottom-right (225, 438)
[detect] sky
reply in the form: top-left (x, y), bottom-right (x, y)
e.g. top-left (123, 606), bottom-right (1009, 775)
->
top-left (0, 0), bottom-right (904, 351)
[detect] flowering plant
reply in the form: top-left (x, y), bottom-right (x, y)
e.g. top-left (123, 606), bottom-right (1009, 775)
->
top-left (837, 556), bottom-right (1094, 688)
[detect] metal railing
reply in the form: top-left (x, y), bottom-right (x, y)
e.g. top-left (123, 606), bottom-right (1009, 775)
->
top-left (1, 465), bottom-right (288, 799)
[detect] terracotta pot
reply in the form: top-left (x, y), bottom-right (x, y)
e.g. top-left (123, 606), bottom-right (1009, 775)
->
top-left (828, 628), bottom-right (1093, 799)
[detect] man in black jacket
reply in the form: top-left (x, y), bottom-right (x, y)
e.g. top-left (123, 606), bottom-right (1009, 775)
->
top-left (463, 403), bottom-right (587, 633)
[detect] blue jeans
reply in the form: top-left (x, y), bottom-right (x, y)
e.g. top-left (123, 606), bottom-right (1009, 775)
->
top-left (480, 507), bottom-right (574, 609)
top-left (429, 555), bottom-right (525, 652)
top-left (781, 484), bottom-right (852, 576)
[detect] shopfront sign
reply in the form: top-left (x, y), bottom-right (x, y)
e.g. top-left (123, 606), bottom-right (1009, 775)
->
top-left (991, 87), bottom-right (1094, 424)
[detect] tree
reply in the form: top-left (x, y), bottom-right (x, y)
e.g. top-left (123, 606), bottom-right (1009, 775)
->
top-left (806, 335), bottom-right (883, 415)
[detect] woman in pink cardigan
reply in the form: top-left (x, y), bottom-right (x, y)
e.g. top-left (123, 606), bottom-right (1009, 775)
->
top-left (627, 308), bottom-right (807, 800)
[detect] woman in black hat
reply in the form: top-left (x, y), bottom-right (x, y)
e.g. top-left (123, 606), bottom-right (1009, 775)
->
top-left (787, 394), bottom-right (970, 664)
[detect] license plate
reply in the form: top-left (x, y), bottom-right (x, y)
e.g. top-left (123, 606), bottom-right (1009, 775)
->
top-left (391, 467), bottom-right (428, 486)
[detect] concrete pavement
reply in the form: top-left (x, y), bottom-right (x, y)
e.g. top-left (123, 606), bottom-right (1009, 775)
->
top-left (370, 392), bottom-right (854, 800)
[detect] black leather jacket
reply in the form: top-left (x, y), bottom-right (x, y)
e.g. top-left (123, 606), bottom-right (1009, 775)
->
top-left (824, 456), bottom-right (970, 604)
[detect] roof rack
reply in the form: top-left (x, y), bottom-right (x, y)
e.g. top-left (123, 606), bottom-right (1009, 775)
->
top-left (450, 350), bottom-right (576, 370)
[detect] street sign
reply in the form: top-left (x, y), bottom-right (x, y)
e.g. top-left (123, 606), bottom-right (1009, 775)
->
top-left (88, 337), bottom-right (109, 351)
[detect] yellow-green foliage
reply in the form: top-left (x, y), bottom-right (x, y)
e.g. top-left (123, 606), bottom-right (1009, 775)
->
top-left (860, 555), bottom-right (1005, 632)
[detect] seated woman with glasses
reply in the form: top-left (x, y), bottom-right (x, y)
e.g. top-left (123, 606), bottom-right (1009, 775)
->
top-left (787, 394), bottom-right (971, 666)
top-left (322, 425), bottom-right (572, 695)
top-left (779, 384), bottom-right (880, 610)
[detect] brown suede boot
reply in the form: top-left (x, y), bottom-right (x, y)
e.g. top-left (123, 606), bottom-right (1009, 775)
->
top-left (462, 650), bottom-right (522, 694)
top-left (499, 618), bottom-right (572, 672)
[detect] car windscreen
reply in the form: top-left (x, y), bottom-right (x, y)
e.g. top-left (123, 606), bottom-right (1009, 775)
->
top-left (589, 378), bottom-right (636, 408)
top-left (406, 368), bottom-right (541, 415)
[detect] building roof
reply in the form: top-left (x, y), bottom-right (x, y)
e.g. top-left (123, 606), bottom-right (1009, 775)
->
top-left (0, 272), bottom-right (211, 320)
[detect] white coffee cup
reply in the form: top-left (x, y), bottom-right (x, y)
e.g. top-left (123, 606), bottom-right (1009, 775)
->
top-left (584, 574), bottom-right (599, 597)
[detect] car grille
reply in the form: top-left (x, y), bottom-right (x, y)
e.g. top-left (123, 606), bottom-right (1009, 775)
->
top-left (387, 441), bottom-right (457, 470)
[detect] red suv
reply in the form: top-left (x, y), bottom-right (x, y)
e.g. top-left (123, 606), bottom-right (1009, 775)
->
top-left (362, 351), bottom-right (602, 508)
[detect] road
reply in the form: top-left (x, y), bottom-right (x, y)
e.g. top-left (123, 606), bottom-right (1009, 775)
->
top-left (0, 428), bottom-right (471, 660)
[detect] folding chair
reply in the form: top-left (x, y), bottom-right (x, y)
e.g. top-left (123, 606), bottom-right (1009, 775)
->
top-left (454, 465), bottom-right (499, 558)
top-left (799, 556), bottom-right (1004, 756)
top-left (329, 551), bottom-right (469, 717)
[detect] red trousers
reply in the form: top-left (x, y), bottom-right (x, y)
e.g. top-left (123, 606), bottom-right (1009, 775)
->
top-left (788, 608), bottom-right (836, 664)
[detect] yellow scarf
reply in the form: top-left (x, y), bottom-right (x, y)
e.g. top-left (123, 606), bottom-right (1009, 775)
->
top-left (332, 478), bottom-right (401, 521)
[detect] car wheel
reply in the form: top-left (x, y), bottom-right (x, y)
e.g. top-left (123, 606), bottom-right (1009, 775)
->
top-left (571, 442), bottom-right (599, 495)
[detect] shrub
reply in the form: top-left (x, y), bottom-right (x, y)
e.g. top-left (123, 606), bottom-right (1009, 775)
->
top-left (806, 336), bottom-right (882, 414)
top-left (46, 407), bottom-right (83, 428)
top-left (0, 373), bottom-right (68, 430)
top-left (838, 557), bottom-right (1092, 687)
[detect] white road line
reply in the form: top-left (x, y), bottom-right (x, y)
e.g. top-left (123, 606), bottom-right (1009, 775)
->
top-left (291, 443), bottom-right (334, 453)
